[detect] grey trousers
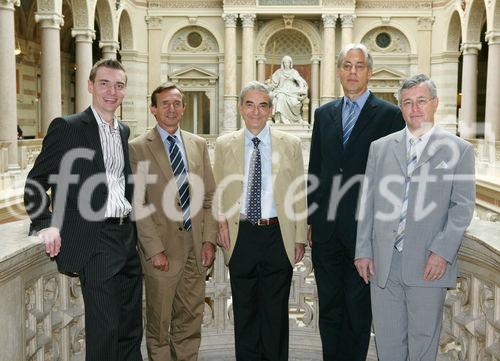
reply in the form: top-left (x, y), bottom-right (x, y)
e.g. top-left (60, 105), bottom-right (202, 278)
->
top-left (370, 249), bottom-right (447, 361)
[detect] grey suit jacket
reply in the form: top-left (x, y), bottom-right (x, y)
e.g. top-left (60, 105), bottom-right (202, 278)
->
top-left (355, 126), bottom-right (475, 288)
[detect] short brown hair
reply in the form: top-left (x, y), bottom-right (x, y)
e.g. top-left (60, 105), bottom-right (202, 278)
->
top-left (150, 82), bottom-right (186, 107)
top-left (89, 59), bottom-right (127, 83)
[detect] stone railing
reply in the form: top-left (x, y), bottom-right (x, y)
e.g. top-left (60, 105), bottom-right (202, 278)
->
top-left (0, 219), bottom-right (498, 361)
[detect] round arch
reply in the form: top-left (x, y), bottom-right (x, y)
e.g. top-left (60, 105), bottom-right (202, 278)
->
top-left (117, 9), bottom-right (134, 50)
top-left (446, 10), bottom-right (464, 51)
top-left (355, 20), bottom-right (417, 54)
top-left (162, 19), bottom-right (223, 54)
top-left (70, 0), bottom-right (92, 29)
top-left (255, 19), bottom-right (321, 57)
top-left (464, 0), bottom-right (487, 42)
top-left (94, 0), bottom-right (115, 41)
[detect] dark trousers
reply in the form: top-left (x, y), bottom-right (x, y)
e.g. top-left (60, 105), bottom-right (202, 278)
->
top-left (229, 221), bottom-right (293, 361)
top-left (79, 222), bottom-right (143, 361)
top-left (312, 232), bottom-right (372, 361)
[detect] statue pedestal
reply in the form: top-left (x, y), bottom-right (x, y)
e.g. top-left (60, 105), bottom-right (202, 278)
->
top-left (268, 121), bottom-right (312, 166)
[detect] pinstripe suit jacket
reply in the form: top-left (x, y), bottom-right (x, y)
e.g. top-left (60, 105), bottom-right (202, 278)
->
top-left (355, 127), bottom-right (475, 288)
top-left (24, 107), bottom-right (134, 273)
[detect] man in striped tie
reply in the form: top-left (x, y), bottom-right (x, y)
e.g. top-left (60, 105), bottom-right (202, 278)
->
top-left (355, 74), bottom-right (475, 361)
top-left (129, 83), bottom-right (218, 361)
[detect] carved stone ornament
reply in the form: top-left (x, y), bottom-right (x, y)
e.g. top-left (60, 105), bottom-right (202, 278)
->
top-left (71, 28), bottom-right (96, 42)
top-left (265, 29), bottom-right (312, 59)
top-left (34, 13), bottom-right (64, 29)
top-left (340, 14), bottom-right (356, 27)
top-left (357, 0), bottom-right (432, 8)
top-left (417, 17), bottom-right (435, 30)
top-left (361, 26), bottom-right (410, 53)
top-left (222, 13), bottom-right (238, 27)
top-left (322, 14), bottom-right (337, 28)
top-left (148, 0), bottom-right (223, 8)
top-left (322, 0), bottom-right (353, 5)
top-left (169, 26), bottom-right (219, 52)
top-left (283, 14), bottom-right (294, 29)
top-left (241, 13), bottom-right (256, 28)
top-left (146, 16), bottom-right (162, 30)
top-left (223, 0), bottom-right (255, 5)
top-left (460, 42), bottom-right (482, 54)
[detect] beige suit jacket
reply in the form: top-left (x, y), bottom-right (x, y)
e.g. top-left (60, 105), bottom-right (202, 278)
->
top-left (129, 127), bottom-right (218, 275)
top-left (213, 127), bottom-right (307, 266)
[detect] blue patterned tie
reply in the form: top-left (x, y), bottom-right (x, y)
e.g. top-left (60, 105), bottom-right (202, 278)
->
top-left (246, 137), bottom-right (261, 225)
top-left (166, 135), bottom-right (192, 231)
top-left (394, 137), bottom-right (418, 251)
top-left (342, 100), bottom-right (357, 147)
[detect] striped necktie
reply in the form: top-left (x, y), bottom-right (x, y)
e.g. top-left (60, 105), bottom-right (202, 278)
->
top-left (166, 135), bottom-right (192, 231)
top-left (394, 137), bottom-right (419, 252)
top-left (246, 137), bottom-right (262, 225)
top-left (342, 100), bottom-right (357, 147)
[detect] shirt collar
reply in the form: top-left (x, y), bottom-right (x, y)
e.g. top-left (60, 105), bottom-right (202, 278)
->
top-left (156, 125), bottom-right (181, 144)
top-left (91, 105), bottom-right (118, 130)
top-left (343, 89), bottom-right (370, 109)
top-left (405, 124), bottom-right (435, 144)
top-left (244, 125), bottom-right (270, 145)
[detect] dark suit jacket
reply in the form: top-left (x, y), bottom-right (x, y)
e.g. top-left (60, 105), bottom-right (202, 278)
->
top-left (24, 107), bottom-right (134, 273)
top-left (307, 92), bottom-right (404, 255)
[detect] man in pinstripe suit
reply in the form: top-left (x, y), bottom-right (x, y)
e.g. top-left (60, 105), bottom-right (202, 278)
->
top-left (24, 59), bottom-right (143, 361)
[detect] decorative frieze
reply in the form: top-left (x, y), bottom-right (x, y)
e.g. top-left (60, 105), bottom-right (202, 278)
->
top-left (357, 0), bottom-right (432, 8)
top-left (222, 13), bottom-right (238, 28)
top-left (145, 16), bottom-right (162, 30)
top-left (340, 14), bottom-right (355, 28)
top-left (322, 14), bottom-right (337, 28)
top-left (34, 13), bottom-right (64, 29)
top-left (259, 0), bottom-right (319, 5)
top-left (460, 42), bottom-right (482, 55)
top-left (240, 13), bottom-right (256, 28)
top-left (148, 0), bottom-right (223, 7)
top-left (417, 17), bottom-right (435, 31)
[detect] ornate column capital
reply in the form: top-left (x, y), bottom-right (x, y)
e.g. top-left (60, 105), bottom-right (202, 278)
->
top-left (256, 56), bottom-right (266, 64)
top-left (145, 16), bottom-right (162, 30)
top-left (485, 31), bottom-right (500, 45)
top-left (340, 14), bottom-right (356, 28)
top-left (71, 28), bottom-right (95, 43)
top-left (310, 55), bottom-right (321, 64)
top-left (35, 13), bottom-right (64, 29)
top-left (222, 13), bottom-right (238, 28)
top-left (322, 14), bottom-right (337, 28)
top-left (240, 13), bottom-right (256, 28)
top-left (0, 0), bottom-right (19, 11)
top-left (99, 40), bottom-right (120, 51)
top-left (461, 42), bottom-right (482, 55)
top-left (417, 17), bottom-right (435, 30)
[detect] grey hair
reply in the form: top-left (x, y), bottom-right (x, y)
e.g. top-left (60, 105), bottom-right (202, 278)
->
top-left (336, 43), bottom-right (373, 69)
top-left (397, 74), bottom-right (437, 103)
top-left (238, 80), bottom-right (274, 107)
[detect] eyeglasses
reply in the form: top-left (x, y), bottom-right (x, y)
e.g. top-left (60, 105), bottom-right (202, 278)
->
top-left (243, 102), bottom-right (270, 112)
top-left (159, 101), bottom-right (184, 109)
top-left (341, 62), bottom-right (368, 72)
top-left (400, 97), bottom-right (435, 109)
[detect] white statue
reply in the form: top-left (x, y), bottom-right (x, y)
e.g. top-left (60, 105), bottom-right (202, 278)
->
top-left (269, 55), bottom-right (308, 124)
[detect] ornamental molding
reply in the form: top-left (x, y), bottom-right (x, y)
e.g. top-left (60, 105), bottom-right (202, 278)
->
top-left (357, 0), bottom-right (431, 8)
top-left (169, 26), bottom-right (219, 52)
top-left (460, 42), bottom-right (482, 54)
top-left (283, 14), bottom-right (295, 29)
top-left (71, 28), bottom-right (96, 42)
top-left (0, 0), bottom-right (19, 10)
top-left (148, 0), bottom-right (223, 8)
top-left (485, 31), bottom-right (500, 45)
top-left (224, 0), bottom-right (255, 5)
top-left (99, 40), bottom-right (120, 51)
top-left (362, 26), bottom-right (410, 54)
top-left (322, 0), bottom-right (354, 5)
top-left (340, 14), bottom-right (356, 27)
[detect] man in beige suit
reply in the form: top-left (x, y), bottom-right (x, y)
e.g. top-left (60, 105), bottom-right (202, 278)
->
top-left (214, 81), bottom-right (307, 361)
top-left (129, 83), bottom-right (217, 361)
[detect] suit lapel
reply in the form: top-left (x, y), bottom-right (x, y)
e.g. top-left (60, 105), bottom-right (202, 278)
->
top-left (269, 129), bottom-right (283, 180)
top-left (179, 130), bottom-right (196, 173)
top-left (229, 129), bottom-right (245, 176)
top-left (82, 107), bottom-right (106, 172)
top-left (391, 130), bottom-right (407, 175)
top-left (414, 126), bottom-right (443, 172)
top-left (146, 128), bottom-right (175, 182)
top-left (330, 100), bottom-right (343, 147)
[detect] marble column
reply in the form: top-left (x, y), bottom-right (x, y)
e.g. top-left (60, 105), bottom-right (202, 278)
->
top-left (240, 13), bottom-right (256, 88)
top-left (35, 13), bottom-right (64, 136)
top-left (416, 17), bottom-right (434, 76)
top-left (99, 40), bottom-right (119, 60)
top-left (340, 14), bottom-right (355, 48)
top-left (257, 56), bottom-right (266, 83)
top-left (222, 13), bottom-right (238, 133)
top-left (459, 42), bottom-right (481, 139)
top-left (0, 0), bottom-right (19, 170)
top-left (146, 16), bottom-right (162, 95)
top-left (310, 56), bottom-right (320, 123)
top-left (72, 28), bottom-right (94, 113)
top-left (321, 14), bottom-right (336, 104)
top-left (484, 32), bottom-right (500, 162)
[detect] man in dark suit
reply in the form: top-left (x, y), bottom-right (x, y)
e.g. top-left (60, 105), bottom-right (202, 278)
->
top-left (307, 43), bottom-right (405, 361)
top-left (24, 59), bottom-right (143, 361)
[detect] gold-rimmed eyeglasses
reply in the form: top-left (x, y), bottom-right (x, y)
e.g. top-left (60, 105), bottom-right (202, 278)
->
top-left (400, 97), bottom-right (435, 110)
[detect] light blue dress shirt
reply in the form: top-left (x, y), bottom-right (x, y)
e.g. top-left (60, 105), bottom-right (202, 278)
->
top-left (240, 126), bottom-right (278, 218)
top-left (156, 125), bottom-right (189, 171)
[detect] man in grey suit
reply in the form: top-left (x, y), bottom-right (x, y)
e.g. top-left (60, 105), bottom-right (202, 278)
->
top-left (354, 74), bottom-right (475, 361)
